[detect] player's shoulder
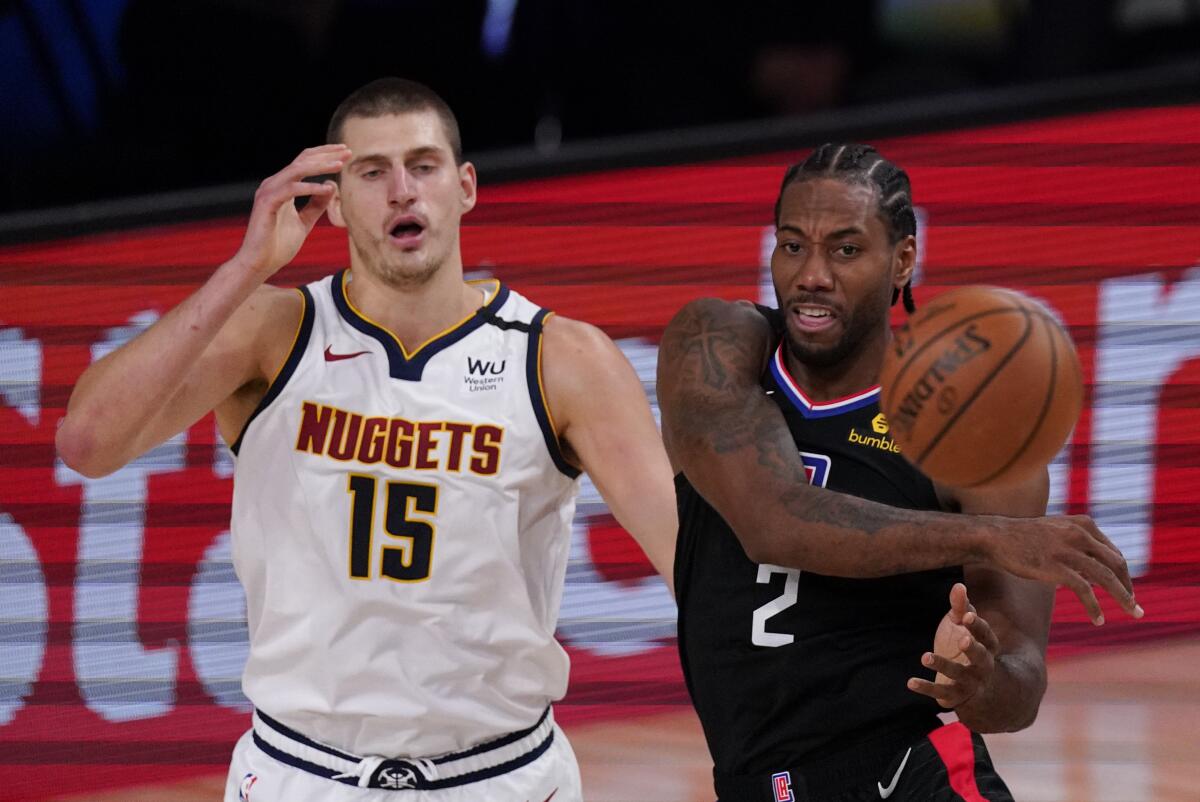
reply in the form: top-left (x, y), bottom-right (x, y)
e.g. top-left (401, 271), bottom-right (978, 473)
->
top-left (540, 314), bottom-right (621, 370)
top-left (664, 297), bottom-right (778, 342)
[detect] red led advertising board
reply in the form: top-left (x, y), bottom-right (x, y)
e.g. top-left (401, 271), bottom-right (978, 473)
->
top-left (1, 104), bottom-right (1199, 799)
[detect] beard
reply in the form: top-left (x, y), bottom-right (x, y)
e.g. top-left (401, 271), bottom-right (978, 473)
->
top-left (778, 287), bottom-right (889, 369)
top-left (351, 235), bottom-right (442, 290)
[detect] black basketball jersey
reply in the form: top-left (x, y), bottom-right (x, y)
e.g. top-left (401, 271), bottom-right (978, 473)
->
top-left (675, 310), bottom-right (962, 780)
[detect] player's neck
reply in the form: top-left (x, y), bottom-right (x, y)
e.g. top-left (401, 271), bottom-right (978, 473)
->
top-left (344, 259), bottom-right (485, 351)
top-left (783, 329), bottom-right (888, 402)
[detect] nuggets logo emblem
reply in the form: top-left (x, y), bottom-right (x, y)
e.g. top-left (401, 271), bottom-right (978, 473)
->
top-left (238, 773), bottom-right (257, 801)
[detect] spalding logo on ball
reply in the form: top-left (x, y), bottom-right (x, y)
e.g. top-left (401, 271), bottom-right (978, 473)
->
top-left (880, 285), bottom-right (1083, 488)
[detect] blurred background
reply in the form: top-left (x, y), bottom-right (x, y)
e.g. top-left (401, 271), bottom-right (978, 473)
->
top-left (2, 2), bottom-right (1200, 801)
top-left (1, 0), bottom-right (1199, 214)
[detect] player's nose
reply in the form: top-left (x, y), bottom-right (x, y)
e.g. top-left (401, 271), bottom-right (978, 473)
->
top-left (794, 254), bottom-right (835, 292)
top-left (388, 171), bottom-right (417, 205)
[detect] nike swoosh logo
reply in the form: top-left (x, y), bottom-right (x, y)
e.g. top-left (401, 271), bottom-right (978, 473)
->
top-left (324, 345), bottom-right (370, 362)
top-left (877, 747), bottom-right (912, 798)
top-left (765, 390), bottom-right (776, 395)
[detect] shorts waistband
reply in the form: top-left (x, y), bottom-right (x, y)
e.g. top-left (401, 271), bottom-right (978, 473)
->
top-left (251, 707), bottom-right (555, 791)
top-left (714, 715), bottom-right (941, 802)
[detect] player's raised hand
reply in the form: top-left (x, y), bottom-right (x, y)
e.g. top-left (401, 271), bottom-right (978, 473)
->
top-left (984, 514), bottom-right (1143, 626)
top-left (234, 144), bottom-right (351, 277)
top-left (907, 583), bottom-right (999, 708)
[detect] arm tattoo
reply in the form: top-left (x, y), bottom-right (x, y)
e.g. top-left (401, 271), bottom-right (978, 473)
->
top-left (661, 298), bottom-right (927, 546)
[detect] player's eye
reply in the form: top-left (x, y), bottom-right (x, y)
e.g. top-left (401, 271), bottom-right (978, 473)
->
top-left (835, 244), bottom-right (861, 257)
top-left (362, 168), bottom-right (384, 179)
top-left (780, 242), bottom-right (802, 256)
top-left (412, 163), bottom-right (436, 174)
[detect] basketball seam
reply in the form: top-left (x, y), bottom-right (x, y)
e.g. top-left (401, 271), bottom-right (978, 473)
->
top-left (884, 306), bottom-right (1026, 414)
top-left (965, 309), bottom-right (1060, 488)
top-left (913, 306), bottom-right (1034, 468)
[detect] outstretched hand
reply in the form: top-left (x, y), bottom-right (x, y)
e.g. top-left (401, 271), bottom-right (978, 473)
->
top-left (907, 583), bottom-right (1000, 709)
top-left (986, 514), bottom-right (1143, 626)
top-left (234, 144), bottom-right (350, 278)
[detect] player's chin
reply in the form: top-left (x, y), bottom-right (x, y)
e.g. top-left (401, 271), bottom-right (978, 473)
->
top-left (786, 332), bottom-right (846, 366)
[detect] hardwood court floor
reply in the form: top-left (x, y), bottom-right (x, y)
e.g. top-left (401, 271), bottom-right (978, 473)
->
top-left (56, 637), bottom-right (1200, 802)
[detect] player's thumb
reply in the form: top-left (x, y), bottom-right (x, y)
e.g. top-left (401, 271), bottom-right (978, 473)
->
top-left (950, 582), bottom-right (970, 618)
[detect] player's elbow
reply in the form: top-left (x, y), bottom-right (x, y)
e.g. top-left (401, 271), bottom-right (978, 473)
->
top-left (732, 519), bottom-right (787, 567)
top-left (56, 418), bottom-right (119, 478)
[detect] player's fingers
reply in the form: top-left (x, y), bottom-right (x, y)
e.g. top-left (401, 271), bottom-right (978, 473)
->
top-left (958, 634), bottom-right (993, 670)
top-left (297, 183), bottom-right (335, 229)
top-left (922, 652), bottom-right (968, 682)
top-left (907, 677), bottom-right (960, 708)
top-left (278, 155), bottom-right (348, 186)
top-left (964, 612), bottom-right (1000, 654)
top-left (262, 150), bottom-right (349, 192)
top-left (1077, 551), bottom-right (1142, 620)
top-left (1058, 566), bottom-right (1104, 625)
top-left (949, 582), bottom-right (970, 622)
top-left (1073, 519), bottom-right (1142, 617)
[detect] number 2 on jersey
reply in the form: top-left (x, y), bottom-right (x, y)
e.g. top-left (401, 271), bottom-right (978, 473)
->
top-left (347, 475), bottom-right (438, 582)
top-left (750, 452), bottom-right (830, 647)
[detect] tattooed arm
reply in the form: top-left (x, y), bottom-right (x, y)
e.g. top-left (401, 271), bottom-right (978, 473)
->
top-left (657, 298), bottom-right (1142, 623)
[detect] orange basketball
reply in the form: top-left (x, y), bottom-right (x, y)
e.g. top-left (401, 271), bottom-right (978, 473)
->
top-left (879, 286), bottom-right (1083, 488)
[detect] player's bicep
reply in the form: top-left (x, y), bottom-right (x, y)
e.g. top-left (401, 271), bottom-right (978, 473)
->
top-left (130, 286), bottom-right (299, 456)
top-left (655, 299), bottom-right (808, 551)
top-left (541, 317), bottom-right (677, 585)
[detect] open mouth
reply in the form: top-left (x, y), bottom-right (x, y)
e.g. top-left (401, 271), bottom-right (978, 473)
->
top-left (790, 305), bottom-right (838, 331)
top-left (387, 217), bottom-right (426, 246)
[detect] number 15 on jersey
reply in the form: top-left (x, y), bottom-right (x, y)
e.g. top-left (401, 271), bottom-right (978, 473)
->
top-left (346, 475), bottom-right (439, 582)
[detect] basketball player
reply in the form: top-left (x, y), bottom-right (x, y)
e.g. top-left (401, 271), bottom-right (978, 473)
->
top-left (55, 78), bottom-right (677, 802)
top-left (657, 144), bottom-right (1142, 801)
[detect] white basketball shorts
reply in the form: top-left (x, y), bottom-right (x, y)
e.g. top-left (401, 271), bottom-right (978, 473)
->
top-left (224, 707), bottom-right (581, 802)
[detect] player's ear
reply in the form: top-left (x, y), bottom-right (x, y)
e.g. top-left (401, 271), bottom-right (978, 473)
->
top-left (892, 235), bottom-right (917, 290)
top-left (327, 180), bottom-right (346, 228)
top-left (459, 161), bottom-right (477, 215)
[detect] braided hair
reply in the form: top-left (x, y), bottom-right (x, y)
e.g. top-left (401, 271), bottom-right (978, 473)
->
top-left (773, 143), bottom-right (917, 313)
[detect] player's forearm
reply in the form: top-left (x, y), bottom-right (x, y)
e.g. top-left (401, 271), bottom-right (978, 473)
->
top-left (57, 257), bottom-right (262, 476)
top-left (659, 296), bottom-right (998, 576)
top-left (690, 444), bottom-right (997, 577)
top-left (955, 647), bottom-right (1046, 733)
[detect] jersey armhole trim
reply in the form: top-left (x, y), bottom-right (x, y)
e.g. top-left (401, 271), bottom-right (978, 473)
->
top-left (526, 309), bottom-right (582, 479)
top-left (230, 286), bottom-right (314, 455)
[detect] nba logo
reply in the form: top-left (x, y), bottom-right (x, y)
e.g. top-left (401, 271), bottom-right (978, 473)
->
top-left (771, 771), bottom-right (794, 802)
top-left (238, 773), bottom-right (258, 801)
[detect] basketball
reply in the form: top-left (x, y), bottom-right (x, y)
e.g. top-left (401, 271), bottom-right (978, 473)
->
top-left (879, 286), bottom-right (1083, 488)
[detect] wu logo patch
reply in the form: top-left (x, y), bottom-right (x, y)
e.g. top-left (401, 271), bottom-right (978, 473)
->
top-left (771, 771), bottom-right (794, 802)
top-left (464, 356), bottom-right (506, 393)
top-left (467, 357), bottom-right (506, 376)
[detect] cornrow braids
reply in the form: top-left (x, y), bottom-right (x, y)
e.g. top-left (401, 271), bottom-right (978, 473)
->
top-left (774, 143), bottom-right (918, 313)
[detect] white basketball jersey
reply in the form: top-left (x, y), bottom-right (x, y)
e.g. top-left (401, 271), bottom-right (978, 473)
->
top-left (230, 270), bottom-right (580, 758)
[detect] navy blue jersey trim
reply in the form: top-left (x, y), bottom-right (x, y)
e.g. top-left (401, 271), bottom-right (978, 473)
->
top-left (330, 269), bottom-right (511, 382)
top-left (255, 708), bottom-right (360, 763)
top-left (230, 286), bottom-right (314, 455)
top-left (526, 309), bottom-right (582, 479)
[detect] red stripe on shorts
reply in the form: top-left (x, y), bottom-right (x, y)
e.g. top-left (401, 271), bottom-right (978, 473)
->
top-left (927, 722), bottom-right (988, 802)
